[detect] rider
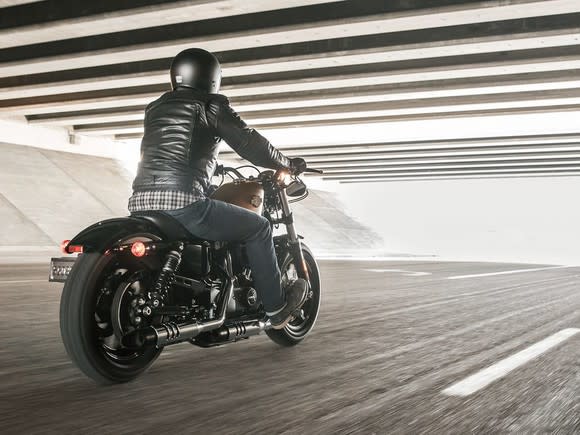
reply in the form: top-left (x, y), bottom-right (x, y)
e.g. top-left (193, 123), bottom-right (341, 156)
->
top-left (128, 48), bottom-right (308, 329)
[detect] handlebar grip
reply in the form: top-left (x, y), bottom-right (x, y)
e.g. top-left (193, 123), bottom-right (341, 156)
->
top-left (305, 168), bottom-right (324, 174)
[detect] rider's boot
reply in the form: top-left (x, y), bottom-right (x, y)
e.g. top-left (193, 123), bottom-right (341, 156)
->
top-left (268, 278), bottom-right (309, 330)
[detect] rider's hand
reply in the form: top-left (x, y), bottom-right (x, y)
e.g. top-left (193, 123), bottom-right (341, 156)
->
top-left (289, 157), bottom-right (307, 175)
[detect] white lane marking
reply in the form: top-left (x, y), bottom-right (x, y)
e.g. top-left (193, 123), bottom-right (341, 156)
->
top-left (364, 268), bottom-right (431, 277)
top-left (0, 279), bottom-right (47, 284)
top-left (442, 328), bottom-right (580, 397)
top-left (447, 265), bottom-right (571, 280)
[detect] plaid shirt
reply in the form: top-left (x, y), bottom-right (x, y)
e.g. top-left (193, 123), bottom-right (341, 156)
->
top-left (128, 190), bottom-right (203, 212)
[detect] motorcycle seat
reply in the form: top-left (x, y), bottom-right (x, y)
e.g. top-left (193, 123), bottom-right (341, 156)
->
top-left (131, 211), bottom-right (207, 244)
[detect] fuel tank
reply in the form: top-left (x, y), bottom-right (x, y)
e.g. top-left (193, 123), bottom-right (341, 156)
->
top-left (211, 180), bottom-right (264, 215)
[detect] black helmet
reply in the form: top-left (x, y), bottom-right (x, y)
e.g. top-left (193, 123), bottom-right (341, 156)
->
top-left (170, 48), bottom-right (221, 93)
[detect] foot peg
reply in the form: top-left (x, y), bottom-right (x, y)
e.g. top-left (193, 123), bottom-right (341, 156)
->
top-left (289, 308), bottom-right (303, 322)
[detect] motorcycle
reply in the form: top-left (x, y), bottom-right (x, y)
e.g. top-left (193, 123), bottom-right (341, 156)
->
top-left (50, 165), bottom-right (323, 384)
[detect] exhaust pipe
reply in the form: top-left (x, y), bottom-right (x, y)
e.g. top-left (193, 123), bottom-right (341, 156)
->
top-left (123, 278), bottom-right (234, 348)
top-left (215, 320), bottom-right (269, 342)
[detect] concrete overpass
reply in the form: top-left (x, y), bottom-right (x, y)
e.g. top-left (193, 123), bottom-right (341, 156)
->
top-left (1, 0), bottom-right (580, 182)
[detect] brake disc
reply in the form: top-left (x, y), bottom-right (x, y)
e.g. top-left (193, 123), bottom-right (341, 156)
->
top-left (111, 276), bottom-right (147, 341)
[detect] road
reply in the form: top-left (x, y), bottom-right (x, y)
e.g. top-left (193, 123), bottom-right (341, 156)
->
top-left (0, 260), bottom-right (578, 434)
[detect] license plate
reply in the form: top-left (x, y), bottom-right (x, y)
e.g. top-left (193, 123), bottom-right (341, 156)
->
top-left (49, 257), bottom-right (77, 282)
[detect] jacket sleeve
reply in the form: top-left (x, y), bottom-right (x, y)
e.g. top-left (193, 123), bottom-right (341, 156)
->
top-left (206, 94), bottom-right (291, 170)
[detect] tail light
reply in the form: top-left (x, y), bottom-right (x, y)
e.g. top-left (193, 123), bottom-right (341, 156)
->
top-left (60, 240), bottom-right (71, 254)
top-left (60, 240), bottom-right (83, 254)
top-left (130, 241), bottom-right (147, 257)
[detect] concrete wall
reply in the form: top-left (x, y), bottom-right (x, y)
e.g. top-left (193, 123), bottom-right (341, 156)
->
top-left (285, 189), bottom-right (384, 256)
top-left (0, 142), bottom-right (133, 250)
top-left (0, 143), bottom-right (381, 259)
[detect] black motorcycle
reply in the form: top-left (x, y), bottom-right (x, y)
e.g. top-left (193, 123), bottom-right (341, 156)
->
top-left (50, 165), bottom-right (322, 384)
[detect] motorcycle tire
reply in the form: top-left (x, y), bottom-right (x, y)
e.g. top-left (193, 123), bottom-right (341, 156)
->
top-left (60, 248), bottom-right (162, 384)
top-left (266, 243), bottom-right (321, 346)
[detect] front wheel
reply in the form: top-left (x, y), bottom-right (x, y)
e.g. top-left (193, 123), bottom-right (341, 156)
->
top-left (266, 243), bottom-right (321, 346)
top-left (59, 236), bottom-right (163, 384)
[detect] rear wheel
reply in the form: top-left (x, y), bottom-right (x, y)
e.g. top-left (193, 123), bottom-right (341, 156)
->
top-left (59, 235), bottom-right (163, 384)
top-left (266, 244), bottom-right (321, 346)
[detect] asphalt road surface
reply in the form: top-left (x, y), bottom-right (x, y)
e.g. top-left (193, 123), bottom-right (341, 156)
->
top-left (1, 260), bottom-right (578, 434)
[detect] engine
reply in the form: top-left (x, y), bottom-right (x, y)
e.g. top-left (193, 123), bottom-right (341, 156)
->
top-left (227, 285), bottom-right (260, 316)
top-left (168, 273), bottom-right (263, 348)
top-left (172, 273), bottom-right (260, 320)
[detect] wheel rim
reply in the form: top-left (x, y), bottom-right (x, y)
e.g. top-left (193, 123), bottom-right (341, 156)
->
top-left (92, 235), bottom-right (159, 366)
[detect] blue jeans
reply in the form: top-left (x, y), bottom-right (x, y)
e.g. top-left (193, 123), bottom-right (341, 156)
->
top-left (163, 198), bottom-right (284, 313)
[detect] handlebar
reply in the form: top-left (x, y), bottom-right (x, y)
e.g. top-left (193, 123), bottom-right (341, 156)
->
top-left (214, 165), bottom-right (244, 179)
top-left (215, 164), bottom-right (323, 178)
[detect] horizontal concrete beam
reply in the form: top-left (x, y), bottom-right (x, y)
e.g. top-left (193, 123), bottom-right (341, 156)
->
top-left (310, 152), bottom-right (580, 167)
top-left (323, 166), bottom-right (580, 181)
top-left (77, 126), bottom-right (144, 136)
top-left (69, 89), bottom-right (580, 133)
top-left (4, 94), bottom-right (157, 116)
top-left (228, 88), bottom-right (580, 119)
top-left (223, 70), bottom-right (580, 110)
top-left (0, 1), bottom-right (40, 7)
top-left (76, 105), bottom-right (580, 135)
top-left (115, 133), bottom-right (144, 141)
top-left (219, 133), bottom-right (580, 157)
top-left (1, 7), bottom-right (579, 77)
top-left (303, 146), bottom-right (580, 163)
top-left (24, 71), bottom-right (580, 125)
top-left (30, 109), bottom-right (147, 126)
top-left (221, 146), bottom-right (580, 164)
top-left (249, 105), bottom-right (580, 129)
top-left (318, 159), bottom-right (580, 174)
top-left (0, 0), bottom-right (339, 49)
top-left (0, 30), bottom-right (580, 102)
top-left (6, 60), bottom-right (580, 116)
top-left (222, 154), bottom-right (580, 178)
top-left (3, 36), bottom-right (580, 100)
top-left (2, 25), bottom-right (579, 94)
top-left (337, 171), bottom-right (580, 183)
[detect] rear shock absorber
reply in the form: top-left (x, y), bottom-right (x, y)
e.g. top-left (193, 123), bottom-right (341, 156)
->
top-left (150, 243), bottom-right (184, 306)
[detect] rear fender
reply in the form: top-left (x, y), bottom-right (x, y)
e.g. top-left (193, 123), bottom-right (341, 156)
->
top-left (68, 216), bottom-right (162, 253)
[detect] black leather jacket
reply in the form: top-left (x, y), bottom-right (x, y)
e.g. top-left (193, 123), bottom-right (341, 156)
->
top-left (132, 88), bottom-right (291, 195)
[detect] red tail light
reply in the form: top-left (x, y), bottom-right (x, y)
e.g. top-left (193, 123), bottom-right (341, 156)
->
top-left (60, 240), bottom-right (71, 254)
top-left (131, 241), bottom-right (146, 257)
top-left (60, 240), bottom-right (83, 254)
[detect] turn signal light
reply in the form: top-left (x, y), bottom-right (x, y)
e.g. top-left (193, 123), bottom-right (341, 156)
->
top-left (60, 240), bottom-right (83, 254)
top-left (131, 241), bottom-right (147, 257)
top-left (60, 240), bottom-right (71, 254)
top-left (277, 170), bottom-right (293, 187)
